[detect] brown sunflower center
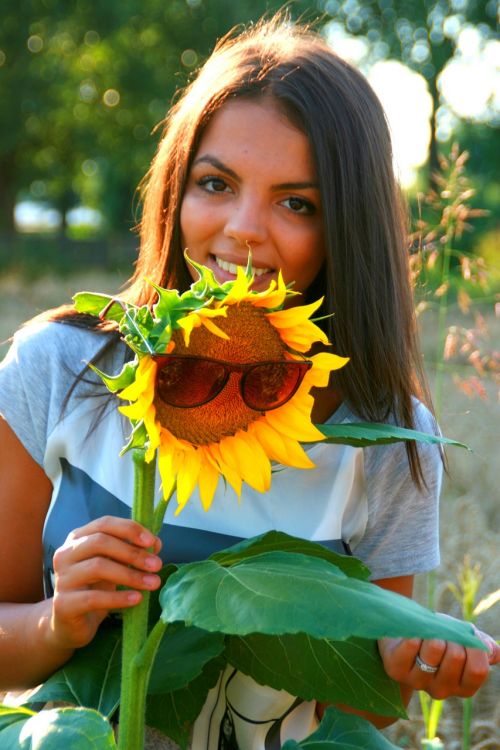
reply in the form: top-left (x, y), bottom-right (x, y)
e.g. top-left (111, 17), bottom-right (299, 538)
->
top-left (154, 302), bottom-right (287, 445)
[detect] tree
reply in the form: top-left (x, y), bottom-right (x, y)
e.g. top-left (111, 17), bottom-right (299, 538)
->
top-left (319, 0), bottom-right (498, 182)
top-left (0, 0), bottom-right (318, 233)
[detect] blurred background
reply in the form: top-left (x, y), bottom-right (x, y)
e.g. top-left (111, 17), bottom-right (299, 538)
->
top-left (0, 2), bottom-right (499, 748)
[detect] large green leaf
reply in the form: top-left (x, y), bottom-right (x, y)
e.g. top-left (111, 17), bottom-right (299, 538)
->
top-left (146, 655), bottom-right (224, 750)
top-left (160, 551), bottom-right (483, 648)
top-left (0, 705), bottom-right (116, 749)
top-left (315, 422), bottom-right (469, 449)
top-left (148, 622), bottom-right (225, 694)
top-left (24, 617), bottom-right (224, 714)
top-left (282, 706), bottom-right (400, 749)
top-left (23, 624), bottom-right (122, 718)
top-left (210, 530), bottom-right (370, 580)
top-left (225, 633), bottom-right (405, 718)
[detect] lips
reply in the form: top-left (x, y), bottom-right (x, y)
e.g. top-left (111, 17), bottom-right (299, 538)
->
top-left (214, 255), bottom-right (272, 277)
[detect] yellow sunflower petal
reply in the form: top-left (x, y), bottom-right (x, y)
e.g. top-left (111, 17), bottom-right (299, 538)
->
top-left (265, 401), bottom-right (326, 443)
top-left (157, 442), bottom-right (177, 499)
top-left (266, 297), bottom-right (324, 327)
top-left (143, 406), bottom-right (161, 463)
top-left (198, 454), bottom-right (220, 511)
top-left (220, 431), bottom-right (271, 493)
top-left (278, 328), bottom-right (329, 352)
top-left (177, 315), bottom-right (197, 347)
top-left (201, 318), bottom-right (230, 340)
top-left (207, 443), bottom-right (243, 497)
top-left (119, 398), bottom-right (149, 420)
top-left (304, 352), bottom-right (350, 389)
top-left (250, 272), bottom-right (290, 309)
top-left (223, 266), bottom-right (252, 303)
top-left (175, 446), bottom-right (202, 514)
top-left (196, 307), bottom-right (228, 319)
top-left (177, 307), bottom-right (228, 346)
top-left (248, 420), bottom-right (315, 469)
top-left (118, 357), bottom-right (156, 402)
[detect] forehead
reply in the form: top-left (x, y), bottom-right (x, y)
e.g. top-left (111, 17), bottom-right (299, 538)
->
top-left (194, 98), bottom-right (315, 176)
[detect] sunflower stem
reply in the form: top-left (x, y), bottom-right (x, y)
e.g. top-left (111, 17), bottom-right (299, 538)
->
top-left (118, 450), bottom-right (157, 750)
top-left (152, 482), bottom-right (176, 536)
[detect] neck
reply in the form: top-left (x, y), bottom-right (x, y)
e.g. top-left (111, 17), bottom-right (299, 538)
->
top-left (311, 385), bottom-right (343, 424)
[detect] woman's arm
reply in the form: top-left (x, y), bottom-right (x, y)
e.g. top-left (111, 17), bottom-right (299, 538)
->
top-left (0, 418), bottom-right (163, 690)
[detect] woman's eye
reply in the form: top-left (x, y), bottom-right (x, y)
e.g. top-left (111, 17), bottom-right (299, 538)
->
top-left (282, 196), bottom-right (316, 215)
top-left (197, 176), bottom-right (230, 193)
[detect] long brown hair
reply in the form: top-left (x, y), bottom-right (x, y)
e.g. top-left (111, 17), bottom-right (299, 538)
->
top-left (49, 16), bottom-right (436, 483)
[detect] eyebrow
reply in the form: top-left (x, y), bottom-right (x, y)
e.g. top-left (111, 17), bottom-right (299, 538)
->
top-left (192, 154), bottom-right (319, 191)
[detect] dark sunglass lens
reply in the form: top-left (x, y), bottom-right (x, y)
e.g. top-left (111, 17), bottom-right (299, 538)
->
top-left (156, 358), bottom-right (227, 407)
top-left (243, 362), bottom-right (305, 411)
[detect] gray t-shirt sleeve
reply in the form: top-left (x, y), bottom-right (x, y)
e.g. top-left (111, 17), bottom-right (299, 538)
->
top-left (352, 401), bottom-right (442, 580)
top-left (0, 321), bottom-right (110, 467)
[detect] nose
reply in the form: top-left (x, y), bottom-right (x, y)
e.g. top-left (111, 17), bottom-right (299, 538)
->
top-left (223, 197), bottom-right (268, 246)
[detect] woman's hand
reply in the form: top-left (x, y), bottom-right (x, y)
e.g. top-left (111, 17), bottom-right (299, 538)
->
top-left (50, 516), bottom-right (163, 651)
top-left (379, 625), bottom-right (500, 699)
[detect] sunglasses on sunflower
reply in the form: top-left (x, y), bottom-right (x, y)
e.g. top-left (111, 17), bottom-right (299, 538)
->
top-left (154, 354), bottom-right (312, 411)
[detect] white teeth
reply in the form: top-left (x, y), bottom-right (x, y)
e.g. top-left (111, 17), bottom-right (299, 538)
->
top-left (215, 256), bottom-right (271, 276)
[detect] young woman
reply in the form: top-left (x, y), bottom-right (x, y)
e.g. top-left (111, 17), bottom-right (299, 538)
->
top-left (0, 16), bottom-right (497, 749)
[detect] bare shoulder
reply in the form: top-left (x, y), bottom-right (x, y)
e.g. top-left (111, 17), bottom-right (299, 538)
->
top-left (0, 417), bottom-right (53, 602)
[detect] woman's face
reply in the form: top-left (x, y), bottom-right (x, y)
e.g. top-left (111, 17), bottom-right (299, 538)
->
top-left (180, 98), bottom-right (325, 295)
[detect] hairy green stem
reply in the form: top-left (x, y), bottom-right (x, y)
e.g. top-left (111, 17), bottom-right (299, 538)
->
top-left (118, 450), bottom-right (157, 750)
top-left (152, 484), bottom-right (176, 537)
top-left (136, 619), bottom-right (168, 676)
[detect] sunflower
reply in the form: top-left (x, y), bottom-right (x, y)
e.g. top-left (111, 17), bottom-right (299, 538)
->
top-left (75, 259), bottom-right (348, 514)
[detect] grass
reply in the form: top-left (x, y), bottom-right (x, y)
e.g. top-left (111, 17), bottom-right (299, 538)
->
top-left (0, 269), bottom-right (498, 749)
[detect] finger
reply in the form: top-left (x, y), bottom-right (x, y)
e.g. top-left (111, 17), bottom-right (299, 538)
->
top-left (54, 557), bottom-right (161, 593)
top-left (489, 642), bottom-right (500, 665)
top-left (67, 516), bottom-right (160, 550)
top-left (459, 648), bottom-right (491, 697)
top-left (421, 641), bottom-right (466, 698)
top-left (417, 639), bottom-right (447, 671)
top-left (378, 637), bottom-right (422, 681)
top-left (54, 588), bottom-right (143, 618)
top-left (54, 532), bottom-right (163, 574)
top-left (472, 626), bottom-right (500, 665)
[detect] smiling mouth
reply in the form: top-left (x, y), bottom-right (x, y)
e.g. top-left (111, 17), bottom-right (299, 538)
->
top-left (214, 255), bottom-right (272, 277)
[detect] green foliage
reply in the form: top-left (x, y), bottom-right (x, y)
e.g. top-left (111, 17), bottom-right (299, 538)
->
top-left (147, 622), bottom-right (225, 694)
top-left (159, 549), bottom-right (482, 647)
top-left (210, 529), bottom-right (371, 579)
top-left (281, 706), bottom-right (401, 749)
top-left (0, 705), bottom-right (116, 749)
top-left (317, 422), bottom-right (468, 450)
top-left (146, 655), bottom-right (225, 749)
top-left (225, 634), bottom-right (405, 717)
top-left (24, 623), bottom-right (122, 718)
top-left (11, 532), bottom-right (486, 748)
top-left (0, 0), bottom-right (317, 231)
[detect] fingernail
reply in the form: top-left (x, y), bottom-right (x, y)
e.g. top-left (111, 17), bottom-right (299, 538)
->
top-left (139, 532), bottom-right (154, 546)
top-left (142, 574), bottom-right (159, 587)
top-left (127, 591), bottom-right (141, 603)
top-left (144, 555), bottom-right (161, 570)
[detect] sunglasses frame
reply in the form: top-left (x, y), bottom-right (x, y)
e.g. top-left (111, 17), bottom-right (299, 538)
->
top-left (153, 354), bottom-right (312, 411)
